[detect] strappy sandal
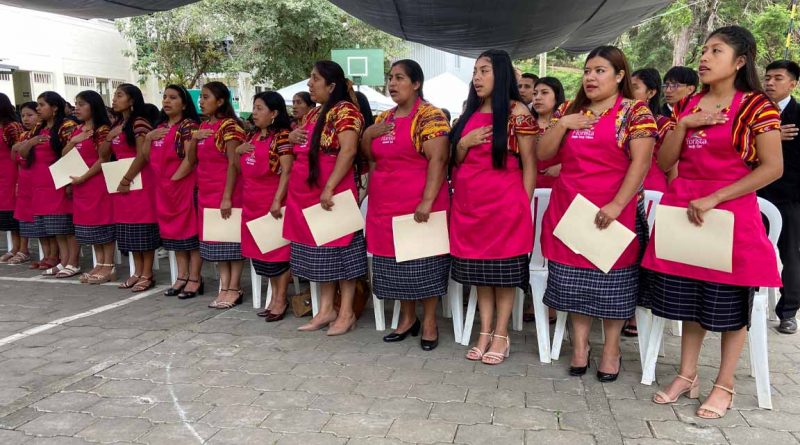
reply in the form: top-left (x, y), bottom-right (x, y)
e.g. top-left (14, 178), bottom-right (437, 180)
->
top-left (0, 252), bottom-right (15, 263)
top-left (38, 257), bottom-right (58, 270)
top-left (131, 276), bottom-right (155, 292)
top-left (466, 332), bottom-right (493, 361)
top-left (8, 252), bottom-right (31, 265)
top-left (56, 265), bottom-right (82, 279)
top-left (215, 289), bottom-right (243, 309)
top-left (622, 321), bottom-right (639, 337)
top-left (481, 334), bottom-right (510, 365)
top-left (88, 265), bottom-right (117, 285)
top-left (118, 275), bottom-right (141, 289)
top-left (653, 374), bottom-right (699, 404)
top-left (42, 263), bottom-right (64, 277)
top-left (208, 289), bottom-right (227, 308)
top-left (697, 383), bottom-right (735, 419)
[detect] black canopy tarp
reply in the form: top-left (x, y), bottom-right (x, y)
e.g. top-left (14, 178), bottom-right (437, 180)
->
top-left (0, 0), bottom-right (197, 18)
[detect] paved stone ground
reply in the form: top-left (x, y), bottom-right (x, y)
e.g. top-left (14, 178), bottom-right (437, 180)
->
top-left (0, 249), bottom-right (798, 444)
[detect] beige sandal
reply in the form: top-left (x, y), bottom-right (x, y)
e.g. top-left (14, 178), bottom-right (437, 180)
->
top-left (481, 334), bottom-right (510, 365)
top-left (653, 374), bottom-right (699, 404)
top-left (87, 264), bottom-right (117, 284)
top-left (696, 383), bottom-right (735, 419)
top-left (466, 332), bottom-right (493, 361)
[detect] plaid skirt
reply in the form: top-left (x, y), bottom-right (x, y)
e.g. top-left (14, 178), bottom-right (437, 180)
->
top-left (372, 254), bottom-right (450, 300)
top-left (163, 236), bottom-right (200, 252)
top-left (116, 223), bottom-right (161, 252)
top-left (252, 259), bottom-right (290, 278)
top-left (36, 214), bottom-right (74, 236)
top-left (200, 241), bottom-right (242, 262)
top-left (75, 224), bottom-right (115, 245)
top-left (0, 211), bottom-right (18, 231)
top-left (290, 231), bottom-right (367, 282)
top-left (19, 220), bottom-right (46, 238)
top-left (650, 273), bottom-right (754, 332)
top-left (451, 254), bottom-right (529, 289)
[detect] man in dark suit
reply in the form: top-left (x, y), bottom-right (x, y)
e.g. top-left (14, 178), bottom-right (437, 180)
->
top-left (760, 60), bottom-right (800, 334)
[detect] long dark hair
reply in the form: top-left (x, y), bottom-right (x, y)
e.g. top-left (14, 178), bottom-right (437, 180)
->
top-left (203, 81), bottom-right (238, 120)
top-left (32, 91), bottom-right (67, 161)
top-left (391, 59), bottom-right (425, 100)
top-left (532, 77), bottom-right (566, 119)
top-left (307, 60), bottom-right (355, 186)
top-left (116, 83), bottom-right (147, 146)
top-left (355, 91), bottom-right (374, 128)
top-left (158, 84), bottom-right (200, 125)
top-left (706, 26), bottom-right (761, 92)
top-left (75, 90), bottom-right (111, 144)
top-left (0, 93), bottom-right (16, 125)
top-left (142, 104), bottom-right (160, 126)
top-left (253, 91), bottom-right (292, 132)
top-left (567, 46), bottom-right (634, 115)
top-left (450, 49), bottom-right (521, 169)
top-left (632, 68), bottom-right (662, 115)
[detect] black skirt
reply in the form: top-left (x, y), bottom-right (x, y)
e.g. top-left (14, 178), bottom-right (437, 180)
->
top-left (200, 241), bottom-right (242, 262)
top-left (252, 259), bottom-right (290, 278)
top-left (36, 214), bottom-right (74, 236)
top-left (75, 224), bottom-right (115, 245)
top-left (451, 254), bottom-right (529, 289)
top-left (19, 220), bottom-right (46, 238)
top-left (0, 211), bottom-right (18, 231)
top-left (116, 223), bottom-right (161, 252)
top-left (290, 231), bottom-right (367, 282)
top-left (163, 236), bottom-right (200, 252)
top-left (372, 254), bottom-right (450, 300)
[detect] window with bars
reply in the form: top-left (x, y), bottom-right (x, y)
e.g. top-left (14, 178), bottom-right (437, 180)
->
top-left (64, 75), bottom-right (79, 86)
top-left (79, 77), bottom-right (95, 87)
top-left (0, 73), bottom-right (10, 81)
top-left (33, 72), bottom-right (52, 84)
top-left (111, 79), bottom-right (125, 89)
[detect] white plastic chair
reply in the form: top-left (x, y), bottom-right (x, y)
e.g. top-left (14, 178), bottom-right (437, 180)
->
top-left (360, 197), bottom-right (402, 331)
top-left (5, 231), bottom-right (12, 253)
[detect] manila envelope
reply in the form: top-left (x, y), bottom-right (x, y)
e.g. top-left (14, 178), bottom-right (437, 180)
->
top-left (392, 211), bottom-right (450, 262)
top-left (553, 194), bottom-right (636, 273)
top-left (246, 208), bottom-right (290, 254)
top-left (49, 148), bottom-right (89, 190)
top-left (302, 191), bottom-right (365, 246)
top-left (203, 208), bottom-right (243, 243)
top-left (654, 204), bottom-right (734, 273)
top-left (101, 158), bottom-right (142, 194)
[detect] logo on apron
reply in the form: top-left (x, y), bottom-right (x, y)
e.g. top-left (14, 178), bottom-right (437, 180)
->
top-left (571, 128), bottom-right (595, 140)
top-left (686, 130), bottom-right (708, 150)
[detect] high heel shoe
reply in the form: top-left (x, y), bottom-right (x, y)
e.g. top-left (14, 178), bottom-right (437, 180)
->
top-left (178, 278), bottom-right (204, 300)
top-left (696, 383), bottom-right (736, 419)
top-left (327, 315), bottom-right (357, 336)
top-left (596, 355), bottom-right (622, 382)
top-left (297, 314), bottom-right (336, 332)
top-left (466, 332), bottom-right (493, 361)
top-left (265, 305), bottom-right (288, 322)
top-left (420, 328), bottom-right (439, 351)
top-left (569, 348), bottom-right (591, 376)
top-left (382, 318), bottom-right (420, 342)
top-left (164, 277), bottom-right (189, 296)
top-left (653, 374), bottom-right (699, 404)
top-left (481, 334), bottom-right (510, 365)
top-left (214, 288), bottom-right (243, 309)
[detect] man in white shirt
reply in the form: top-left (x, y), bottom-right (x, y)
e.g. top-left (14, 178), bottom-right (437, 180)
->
top-left (518, 73), bottom-right (538, 110)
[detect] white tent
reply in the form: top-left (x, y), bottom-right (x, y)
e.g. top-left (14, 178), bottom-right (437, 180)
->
top-left (423, 72), bottom-right (469, 120)
top-left (275, 79), bottom-right (395, 112)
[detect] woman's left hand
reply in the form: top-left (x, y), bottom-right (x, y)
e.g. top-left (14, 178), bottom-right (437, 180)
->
top-left (320, 188), bottom-right (335, 211)
top-left (595, 201), bottom-right (624, 230)
top-left (270, 201), bottom-right (283, 219)
top-left (687, 194), bottom-right (720, 226)
top-left (414, 199), bottom-right (433, 223)
top-left (220, 197), bottom-right (233, 219)
top-left (116, 182), bottom-right (130, 194)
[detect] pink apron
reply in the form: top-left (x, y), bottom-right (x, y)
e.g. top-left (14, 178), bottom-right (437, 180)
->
top-left (110, 128), bottom-right (157, 224)
top-left (30, 128), bottom-right (71, 216)
top-left (450, 112), bottom-right (533, 259)
top-left (71, 125), bottom-right (113, 226)
top-left (642, 92), bottom-right (781, 287)
top-left (0, 124), bottom-right (18, 211)
top-left (282, 118), bottom-right (358, 247)
top-left (196, 119), bottom-right (242, 242)
top-left (541, 95), bottom-right (640, 269)
top-left (240, 132), bottom-right (290, 262)
top-left (367, 99), bottom-right (449, 256)
top-left (536, 151), bottom-right (561, 189)
top-left (13, 154), bottom-right (33, 223)
top-left (150, 124), bottom-right (198, 240)
top-left (642, 116), bottom-right (669, 192)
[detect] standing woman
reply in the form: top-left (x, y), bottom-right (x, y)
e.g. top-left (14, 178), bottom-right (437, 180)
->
top-left (361, 59), bottom-right (450, 350)
top-left (239, 92), bottom-right (294, 321)
top-left (146, 85), bottom-right (203, 298)
top-left (66, 90), bottom-right (115, 284)
top-left (108, 84), bottom-right (158, 292)
top-left (538, 46), bottom-right (657, 381)
top-left (11, 102), bottom-right (45, 266)
top-left (450, 49), bottom-right (537, 364)
top-left (292, 92), bottom-right (315, 128)
top-left (0, 93), bottom-right (25, 263)
top-left (532, 77), bottom-right (566, 188)
top-left (631, 68), bottom-right (670, 193)
top-left (642, 26), bottom-right (783, 418)
top-left (194, 81), bottom-right (246, 308)
top-left (284, 60), bottom-right (366, 335)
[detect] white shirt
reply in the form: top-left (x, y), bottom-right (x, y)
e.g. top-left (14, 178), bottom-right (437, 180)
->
top-left (777, 96), bottom-right (792, 114)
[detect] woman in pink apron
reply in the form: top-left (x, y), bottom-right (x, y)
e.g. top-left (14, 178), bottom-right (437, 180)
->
top-left (291, 92), bottom-right (314, 129)
top-left (642, 27), bottom-right (783, 419)
top-left (538, 46), bottom-right (657, 381)
top-left (632, 68), bottom-right (669, 194)
top-left (0, 93), bottom-right (26, 264)
top-left (450, 50), bottom-right (537, 365)
top-left (15, 92), bottom-right (80, 278)
top-left (65, 90), bottom-right (115, 284)
top-left (240, 92), bottom-right (293, 321)
top-left (532, 77), bottom-right (566, 189)
top-left (108, 84), bottom-right (158, 292)
top-left (195, 82), bottom-right (246, 309)
top-left (146, 85), bottom-right (203, 299)
top-left (361, 60), bottom-right (450, 350)
top-left (284, 60), bottom-right (366, 335)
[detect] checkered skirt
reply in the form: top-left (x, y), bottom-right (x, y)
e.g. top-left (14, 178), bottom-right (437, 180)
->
top-left (19, 220), bottom-right (45, 238)
top-left (75, 224), bottom-right (115, 245)
top-left (162, 236), bottom-right (200, 252)
top-left (0, 211), bottom-right (18, 231)
top-left (116, 223), bottom-right (161, 252)
top-left (451, 254), bottom-right (530, 289)
top-left (35, 214), bottom-right (74, 236)
top-left (290, 231), bottom-right (368, 282)
top-left (372, 254), bottom-right (450, 300)
top-left (252, 259), bottom-right (291, 278)
top-left (200, 241), bottom-right (242, 262)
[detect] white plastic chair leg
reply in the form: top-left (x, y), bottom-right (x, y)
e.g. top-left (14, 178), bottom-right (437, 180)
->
top-left (448, 279), bottom-right (464, 342)
top-left (114, 243), bottom-right (121, 264)
top-left (641, 315), bottom-right (666, 385)
top-left (250, 261), bottom-right (262, 309)
top-left (168, 251), bottom-right (178, 285)
top-left (459, 286), bottom-right (478, 346)
top-left (550, 311), bottom-right (568, 361)
top-left (91, 246), bottom-right (98, 268)
top-left (264, 278), bottom-right (273, 311)
top-left (442, 291), bottom-right (452, 319)
top-left (38, 241), bottom-right (44, 260)
top-left (672, 320), bottom-right (682, 336)
top-left (768, 288), bottom-right (780, 321)
top-left (373, 295), bottom-right (386, 331)
top-left (5, 231), bottom-right (11, 252)
top-left (390, 300), bottom-right (401, 330)
top-left (310, 281), bottom-right (321, 317)
top-left (635, 307), bottom-right (653, 375)
top-left (128, 254), bottom-right (135, 276)
top-left (749, 291), bottom-right (773, 409)
top-left (512, 288), bottom-right (524, 332)
top-left (531, 272), bottom-right (551, 363)
top-left (153, 252), bottom-right (160, 270)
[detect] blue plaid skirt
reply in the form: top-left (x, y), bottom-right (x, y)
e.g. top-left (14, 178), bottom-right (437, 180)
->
top-left (19, 220), bottom-right (46, 238)
top-left (75, 224), bottom-right (115, 245)
top-left (451, 255), bottom-right (529, 289)
top-left (36, 214), bottom-right (74, 236)
top-left (200, 241), bottom-right (242, 262)
top-left (163, 236), bottom-right (200, 252)
top-left (252, 259), bottom-right (290, 278)
top-left (116, 223), bottom-right (161, 252)
top-left (290, 231), bottom-right (367, 282)
top-left (372, 254), bottom-right (450, 300)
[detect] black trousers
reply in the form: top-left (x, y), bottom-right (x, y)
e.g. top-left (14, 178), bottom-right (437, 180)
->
top-left (775, 202), bottom-right (800, 320)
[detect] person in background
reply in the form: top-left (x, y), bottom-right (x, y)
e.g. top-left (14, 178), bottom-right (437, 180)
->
top-left (532, 76), bottom-right (566, 189)
top-left (142, 103), bottom-right (161, 126)
top-left (292, 92), bottom-right (315, 128)
top-left (0, 93), bottom-right (25, 264)
top-left (632, 68), bottom-right (670, 193)
top-left (759, 59), bottom-right (800, 334)
top-left (442, 108), bottom-right (452, 123)
top-left (662, 66), bottom-right (699, 117)
top-left (518, 72), bottom-right (539, 110)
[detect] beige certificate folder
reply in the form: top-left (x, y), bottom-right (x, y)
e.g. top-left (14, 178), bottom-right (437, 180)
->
top-left (101, 158), bottom-right (142, 194)
top-left (553, 194), bottom-right (636, 273)
top-left (246, 208), bottom-right (290, 254)
top-left (392, 211), bottom-right (450, 262)
top-left (654, 204), bottom-right (734, 273)
top-left (203, 208), bottom-right (242, 243)
top-left (302, 191), bottom-right (365, 246)
top-left (49, 148), bottom-right (89, 190)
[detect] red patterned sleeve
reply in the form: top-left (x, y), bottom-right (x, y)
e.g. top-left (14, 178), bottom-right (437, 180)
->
top-left (273, 129), bottom-right (293, 157)
top-left (132, 117), bottom-right (152, 138)
top-left (3, 122), bottom-right (24, 147)
top-left (58, 120), bottom-right (78, 147)
top-left (748, 94), bottom-right (781, 135)
top-left (220, 118), bottom-right (246, 143)
top-left (625, 100), bottom-right (658, 142)
top-left (333, 102), bottom-right (364, 135)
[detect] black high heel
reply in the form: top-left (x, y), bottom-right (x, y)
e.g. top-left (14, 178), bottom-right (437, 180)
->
top-left (569, 348), bottom-right (592, 376)
top-left (596, 356), bottom-right (622, 383)
top-left (420, 328), bottom-right (439, 351)
top-left (382, 318), bottom-right (420, 342)
top-left (178, 277), bottom-right (204, 300)
top-left (164, 277), bottom-right (189, 297)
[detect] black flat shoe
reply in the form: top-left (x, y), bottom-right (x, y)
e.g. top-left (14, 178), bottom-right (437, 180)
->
top-left (569, 348), bottom-right (591, 376)
top-left (383, 318), bottom-right (420, 342)
top-left (164, 277), bottom-right (188, 296)
top-left (178, 277), bottom-right (204, 300)
top-left (596, 356), bottom-right (622, 382)
top-left (420, 329), bottom-right (439, 351)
